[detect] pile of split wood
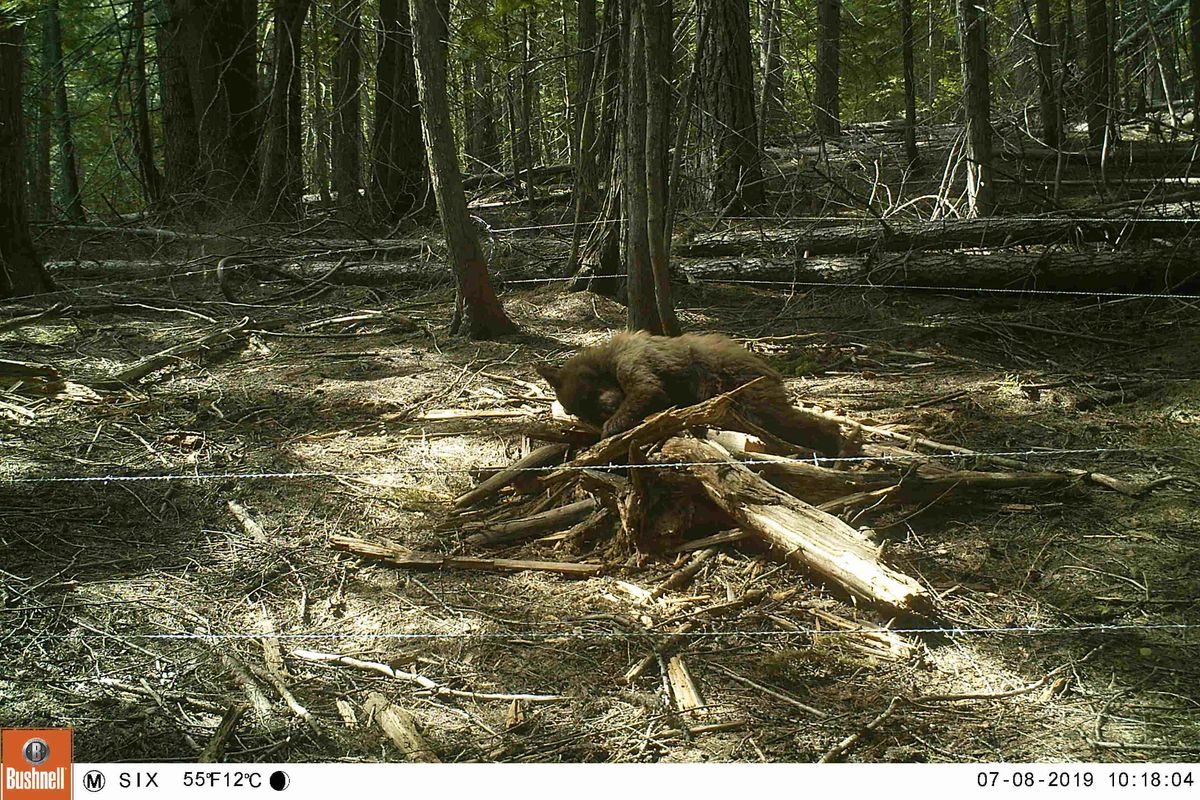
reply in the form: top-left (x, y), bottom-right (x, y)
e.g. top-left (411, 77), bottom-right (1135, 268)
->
top-left (331, 383), bottom-right (1152, 620)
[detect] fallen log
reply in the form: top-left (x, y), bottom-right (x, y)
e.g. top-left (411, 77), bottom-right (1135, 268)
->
top-left (330, 534), bottom-right (601, 576)
top-left (678, 248), bottom-right (1200, 294)
top-left (660, 437), bottom-right (933, 616)
top-left (676, 217), bottom-right (1198, 259)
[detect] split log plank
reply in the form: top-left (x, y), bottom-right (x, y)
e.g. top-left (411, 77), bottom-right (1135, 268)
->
top-left (660, 437), bottom-right (933, 616)
top-left (364, 693), bottom-right (441, 763)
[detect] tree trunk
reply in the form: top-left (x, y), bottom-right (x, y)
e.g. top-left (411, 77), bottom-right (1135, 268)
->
top-left (42, 0), bottom-right (85, 222)
top-left (211, 0), bottom-right (259, 206)
top-left (130, 0), bottom-right (163, 204)
top-left (624, 0), bottom-right (660, 332)
top-left (1192, 0), bottom-right (1200, 132)
top-left (333, 0), bottom-right (363, 216)
top-left (409, 0), bottom-right (517, 339)
top-left (1032, 0), bottom-right (1061, 148)
top-left (370, 0), bottom-right (429, 223)
top-left (572, 0), bottom-right (624, 293)
top-left (1084, 0), bottom-right (1109, 148)
top-left (309, 9), bottom-right (331, 205)
top-left (0, 14), bottom-right (53, 297)
top-left (758, 0), bottom-right (784, 145)
top-left (643, 0), bottom-right (680, 335)
top-left (814, 0), bottom-right (841, 137)
top-left (697, 0), bottom-right (764, 214)
top-left (900, 0), bottom-right (919, 165)
top-left (957, 0), bottom-right (993, 216)
top-left (258, 0), bottom-right (310, 219)
top-left (30, 40), bottom-right (52, 220)
top-left (156, 0), bottom-right (202, 206)
top-left (574, 0), bottom-right (600, 215)
top-left (470, 58), bottom-right (501, 168)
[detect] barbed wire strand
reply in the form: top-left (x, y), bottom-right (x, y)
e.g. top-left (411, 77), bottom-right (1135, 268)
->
top-left (0, 446), bottom-right (1167, 485)
top-left (4, 622), bottom-right (1197, 640)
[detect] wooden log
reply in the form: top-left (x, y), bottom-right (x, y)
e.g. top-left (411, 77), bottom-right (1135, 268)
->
top-left (675, 218), bottom-right (1199, 259)
top-left (454, 443), bottom-right (569, 508)
top-left (330, 534), bottom-right (601, 576)
top-left (677, 248), bottom-right (1200, 294)
top-left (659, 437), bottom-right (933, 616)
top-left (723, 442), bottom-right (890, 497)
top-left (464, 498), bottom-right (598, 546)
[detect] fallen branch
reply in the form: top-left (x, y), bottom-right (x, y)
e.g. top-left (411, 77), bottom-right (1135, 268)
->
top-left (454, 443), bottom-right (569, 508)
top-left (98, 321), bottom-right (251, 388)
top-left (330, 534), bottom-right (601, 576)
top-left (292, 648), bottom-right (566, 703)
top-left (198, 703), bottom-right (248, 763)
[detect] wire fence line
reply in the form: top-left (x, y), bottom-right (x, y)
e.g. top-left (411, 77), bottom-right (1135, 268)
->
top-left (0, 623), bottom-right (1195, 641)
top-left (0, 446), bottom-right (1171, 486)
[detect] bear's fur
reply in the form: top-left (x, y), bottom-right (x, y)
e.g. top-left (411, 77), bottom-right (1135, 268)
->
top-left (536, 331), bottom-right (843, 456)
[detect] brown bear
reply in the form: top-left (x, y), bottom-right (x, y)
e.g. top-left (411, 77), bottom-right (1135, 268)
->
top-left (536, 331), bottom-right (843, 456)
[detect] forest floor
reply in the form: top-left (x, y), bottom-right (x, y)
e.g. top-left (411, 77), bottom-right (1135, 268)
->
top-left (2, 217), bottom-right (1200, 763)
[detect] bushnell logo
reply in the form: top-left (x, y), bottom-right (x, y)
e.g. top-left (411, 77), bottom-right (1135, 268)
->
top-left (21, 739), bottom-right (50, 767)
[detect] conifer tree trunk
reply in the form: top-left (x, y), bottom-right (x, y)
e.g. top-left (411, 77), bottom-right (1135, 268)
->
top-left (130, 0), bottom-right (163, 203)
top-left (1033, 0), bottom-right (1061, 148)
top-left (958, 0), bottom-right (993, 215)
top-left (1192, 0), bottom-right (1200, 132)
top-left (258, 0), bottom-right (310, 219)
top-left (697, 0), bottom-right (764, 214)
top-left (900, 0), bottom-right (919, 165)
top-left (758, 0), bottom-right (783, 144)
top-left (333, 0), bottom-right (363, 216)
top-left (42, 0), bottom-right (85, 222)
top-left (814, 0), bottom-right (841, 137)
top-left (156, 0), bottom-right (201, 205)
top-left (309, 10), bottom-right (331, 205)
top-left (30, 45), bottom-right (52, 220)
top-left (624, 0), bottom-right (658, 333)
top-left (370, 0), bottom-right (428, 222)
top-left (643, 0), bottom-right (679, 335)
top-left (0, 14), bottom-right (53, 297)
top-left (575, 0), bottom-right (599, 215)
top-left (409, 0), bottom-right (517, 338)
top-left (1084, 0), bottom-right (1109, 147)
top-left (211, 0), bottom-right (259, 205)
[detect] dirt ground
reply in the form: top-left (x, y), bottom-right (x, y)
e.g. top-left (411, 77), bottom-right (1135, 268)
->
top-left (2, 228), bottom-right (1199, 763)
